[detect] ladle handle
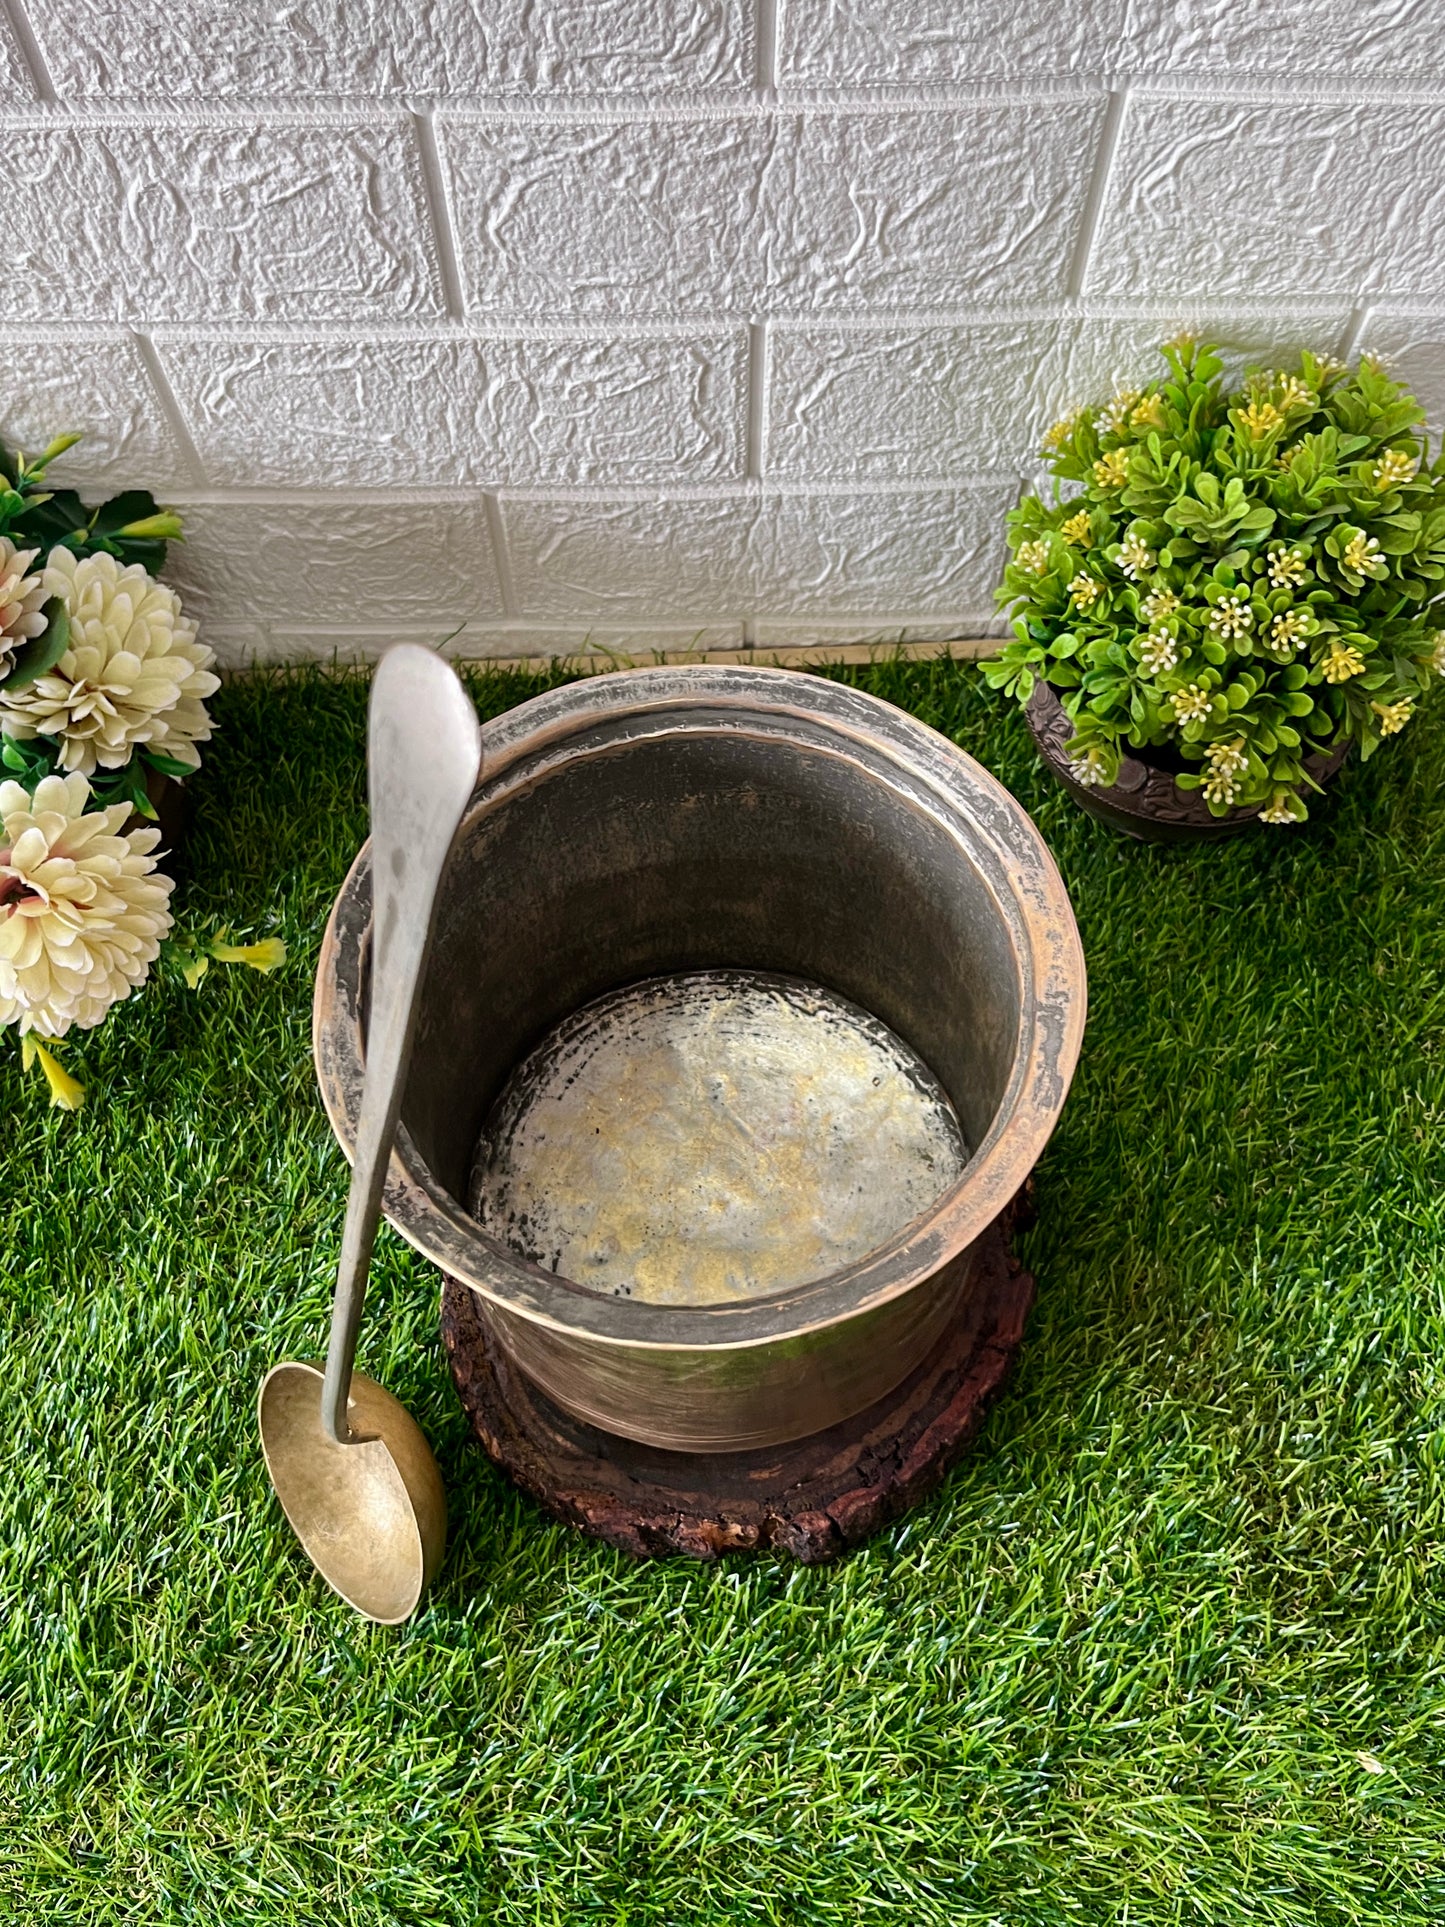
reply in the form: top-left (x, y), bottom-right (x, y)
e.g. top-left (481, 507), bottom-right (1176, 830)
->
top-left (321, 646), bottom-right (482, 1445)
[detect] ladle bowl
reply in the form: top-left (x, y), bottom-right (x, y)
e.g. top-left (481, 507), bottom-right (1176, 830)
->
top-left (258, 1363), bottom-right (447, 1623)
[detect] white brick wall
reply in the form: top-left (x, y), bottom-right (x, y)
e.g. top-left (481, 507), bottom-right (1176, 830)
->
top-left (0, 6), bottom-right (1441, 665)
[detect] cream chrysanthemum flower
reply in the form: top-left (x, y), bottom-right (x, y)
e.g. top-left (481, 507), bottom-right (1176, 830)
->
top-left (0, 538), bottom-right (48, 676)
top-left (0, 550), bottom-right (219, 777)
top-left (1202, 768), bottom-right (1241, 808)
top-left (0, 772), bottom-right (173, 1037)
top-left (1275, 375), bottom-right (1316, 412)
top-left (1094, 390), bottom-right (1139, 437)
top-left (1067, 747), bottom-right (1113, 788)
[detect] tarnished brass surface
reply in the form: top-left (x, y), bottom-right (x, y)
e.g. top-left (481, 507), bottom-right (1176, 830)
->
top-left (258, 1364), bottom-right (447, 1624)
top-left (469, 970), bottom-right (969, 1307)
top-left (313, 664), bottom-right (1087, 1452)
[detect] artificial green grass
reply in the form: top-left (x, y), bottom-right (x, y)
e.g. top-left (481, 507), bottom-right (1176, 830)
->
top-left (2, 658), bottom-right (1443, 1925)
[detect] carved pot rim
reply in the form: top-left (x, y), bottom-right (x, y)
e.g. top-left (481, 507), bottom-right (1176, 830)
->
top-left (1025, 681), bottom-right (1348, 840)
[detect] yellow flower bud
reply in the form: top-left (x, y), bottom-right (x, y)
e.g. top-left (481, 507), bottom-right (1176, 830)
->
top-left (21, 1035), bottom-right (85, 1110)
top-left (208, 935), bottom-right (287, 973)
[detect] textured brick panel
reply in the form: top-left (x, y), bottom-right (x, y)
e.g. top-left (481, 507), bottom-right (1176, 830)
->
top-left (29, 0), bottom-right (752, 97)
top-left (440, 104), bottom-right (1104, 317)
top-left (164, 497), bottom-right (503, 628)
top-left (1123, 0), bottom-right (1445, 74)
top-left (752, 620), bottom-right (1000, 646)
top-left (777, 0), bottom-right (1124, 82)
top-left (5, 121), bottom-right (442, 323)
top-left (777, 0), bottom-right (1445, 84)
top-left (768, 311), bottom-right (1351, 479)
top-left (1357, 313), bottom-right (1445, 442)
top-left (161, 332), bottom-right (748, 486)
top-left (446, 621), bottom-right (746, 658)
top-left (503, 486), bottom-right (1014, 619)
top-left (0, 334), bottom-right (191, 489)
top-left (0, 11), bottom-right (34, 92)
top-left (1090, 98), bottom-right (1445, 301)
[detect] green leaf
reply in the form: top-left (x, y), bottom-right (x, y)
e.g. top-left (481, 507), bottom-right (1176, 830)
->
top-left (1, 598), bottom-right (69, 692)
top-left (140, 748), bottom-right (193, 779)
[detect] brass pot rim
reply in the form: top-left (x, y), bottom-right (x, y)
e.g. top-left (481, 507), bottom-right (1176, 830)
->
top-left (313, 664), bottom-right (1086, 1355)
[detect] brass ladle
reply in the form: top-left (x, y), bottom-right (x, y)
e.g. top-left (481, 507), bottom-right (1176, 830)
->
top-left (259, 644), bottom-right (481, 1622)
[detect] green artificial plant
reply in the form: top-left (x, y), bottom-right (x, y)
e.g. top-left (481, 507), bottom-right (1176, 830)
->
top-left (985, 338), bottom-right (1445, 821)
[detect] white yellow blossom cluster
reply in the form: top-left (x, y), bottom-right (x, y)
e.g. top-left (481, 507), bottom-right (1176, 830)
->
top-left (989, 336), bottom-right (1444, 828)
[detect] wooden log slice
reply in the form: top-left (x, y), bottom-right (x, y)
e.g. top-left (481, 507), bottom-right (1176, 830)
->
top-left (440, 1200), bottom-right (1035, 1564)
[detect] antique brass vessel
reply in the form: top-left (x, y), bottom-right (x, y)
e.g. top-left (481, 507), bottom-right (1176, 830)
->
top-left (313, 664), bottom-right (1086, 1453)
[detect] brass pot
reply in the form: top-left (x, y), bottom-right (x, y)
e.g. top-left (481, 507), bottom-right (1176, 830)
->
top-left (313, 665), bottom-right (1086, 1452)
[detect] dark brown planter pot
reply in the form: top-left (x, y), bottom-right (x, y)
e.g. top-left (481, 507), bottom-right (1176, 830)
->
top-left (127, 766), bottom-right (189, 856)
top-left (1025, 682), bottom-right (1349, 844)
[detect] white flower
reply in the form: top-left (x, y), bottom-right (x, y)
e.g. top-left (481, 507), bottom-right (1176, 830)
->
top-left (1343, 532), bottom-right (1383, 577)
top-left (1117, 534), bottom-right (1155, 580)
top-left (1202, 769), bottom-right (1241, 808)
top-left (1207, 595), bottom-right (1252, 641)
top-left (0, 538), bottom-right (47, 676)
top-left (0, 549), bottom-right (219, 777)
top-left (1372, 698), bottom-right (1413, 736)
top-left (1069, 572), bottom-right (1102, 611)
top-left (1205, 737), bottom-right (1248, 779)
top-left (1141, 588), bottom-right (1181, 625)
top-left (1015, 539), bottom-right (1051, 575)
top-left (1094, 390), bottom-right (1139, 437)
top-left (1137, 631), bottom-right (1177, 675)
top-left (1373, 447), bottom-right (1417, 492)
top-left (1430, 633), bottom-right (1445, 676)
top-left (1275, 375), bottom-right (1316, 412)
top-left (1266, 547), bottom-right (1307, 589)
top-left (1259, 790), bottom-right (1303, 825)
top-left (1268, 609), bottom-right (1309, 658)
top-left (1067, 747), bottom-right (1113, 788)
top-left (1170, 683), bottom-right (1212, 724)
top-left (0, 771), bottom-right (173, 1037)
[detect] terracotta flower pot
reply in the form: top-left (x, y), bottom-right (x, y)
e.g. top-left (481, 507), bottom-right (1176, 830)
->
top-left (1025, 682), bottom-right (1349, 844)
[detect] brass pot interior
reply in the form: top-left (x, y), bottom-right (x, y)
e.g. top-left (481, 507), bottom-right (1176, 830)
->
top-left (401, 720), bottom-right (1020, 1249)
